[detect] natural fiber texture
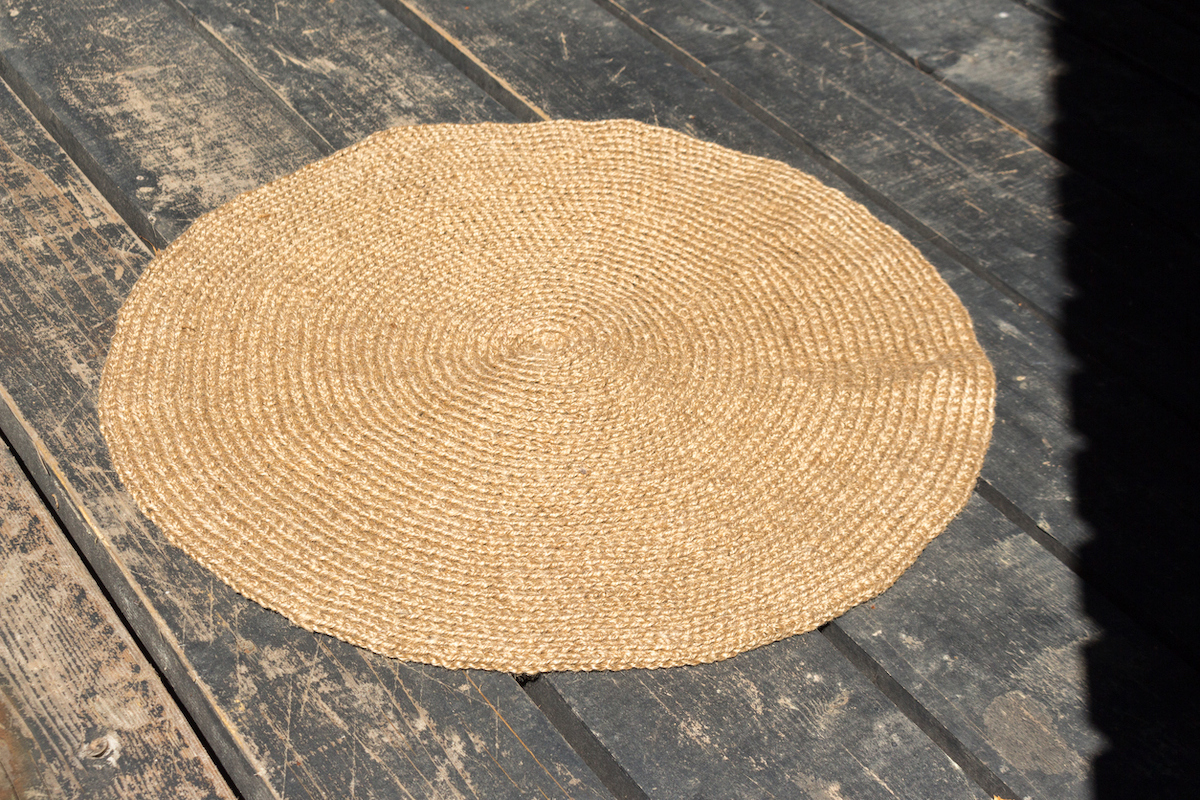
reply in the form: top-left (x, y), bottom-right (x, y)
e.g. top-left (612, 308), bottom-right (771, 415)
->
top-left (100, 119), bottom-right (994, 672)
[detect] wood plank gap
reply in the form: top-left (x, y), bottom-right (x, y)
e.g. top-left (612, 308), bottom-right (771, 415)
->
top-left (591, 0), bottom-right (1059, 332)
top-left (974, 478), bottom-right (1078, 571)
top-left (806, 0), bottom-right (1053, 149)
top-left (819, 622), bottom-right (1019, 800)
top-left (0, 426), bottom-right (248, 800)
top-left (0, 54), bottom-right (165, 251)
top-left (375, 0), bottom-right (550, 122)
top-left (521, 677), bottom-right (646, 800)
top-left (160, 0), bottom-right (336, 156)
top-left (0, 388), bottom-right (281, 800)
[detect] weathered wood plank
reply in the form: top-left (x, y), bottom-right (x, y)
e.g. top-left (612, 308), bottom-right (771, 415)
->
top-left (548, 632), bottom-right (990, 799)
top-left (168, 0), bottom-right (507, 151)
top-left (831, 493), bottom-right (1200, 800)
top-left (1, 442), bottom-right (237, 800)
top-left (812, 0), bottom-right (1200, 236)
top-left (817, 0), bottom-right (1059, 142)
top-left (0, 9), bottom-right (612, 798)
top-left (0, 0), bottom-right (323, 247)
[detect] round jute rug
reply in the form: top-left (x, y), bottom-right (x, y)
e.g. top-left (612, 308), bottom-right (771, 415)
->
top-left (99, 120), bottom-right (994, 672)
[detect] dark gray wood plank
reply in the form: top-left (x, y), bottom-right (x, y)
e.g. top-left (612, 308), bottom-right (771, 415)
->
top-left (1, 442), bottom-right (237, 800)
top-left (832, 493), bottom-right (1199, 800)
top-left (168, 0), bottom-right (507, 151)
top-left (0, 0), bottom-right (323, 247)
top-left (812, 0), bottom-right (1200, 236)
top-left (548, 633), bottom-right (989, 799)
top-left (820, 0), bottom-right (1058, 141)
top-left (0, 10), bottom-right (612, 799)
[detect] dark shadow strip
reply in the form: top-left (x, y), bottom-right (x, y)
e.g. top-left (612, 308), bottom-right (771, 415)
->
top-left (820, 622), bottom-right (1020, 800)
top-left (1010, 0), bottom-right (1199, 102)
top-left (520, 676), bottom-right (650, 800)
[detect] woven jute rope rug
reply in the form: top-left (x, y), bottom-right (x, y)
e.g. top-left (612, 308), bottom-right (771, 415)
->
top-left (100, 120), bottom-right (994, 672)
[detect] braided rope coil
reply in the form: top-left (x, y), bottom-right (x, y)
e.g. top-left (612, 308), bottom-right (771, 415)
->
top-left (100, 120), bottom-right (994, 672)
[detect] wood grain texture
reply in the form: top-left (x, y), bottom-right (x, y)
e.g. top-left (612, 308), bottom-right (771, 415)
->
top-left (549, 632), bottom-right (988, 799)
top-left (168, 0), bottom-right (509, 151)
top-left (820, 0), bottom-right (1059, 142)
top-left (0, 0), bottom-right (322, 247)
top-left (813, 0), bottom-right (1200, 236)
top-left (0, 12), bottom-right (612, 799)
top-left (833, 493), bottom-right (1200, 799)
top-left (1, 443), bottom-right (237, 800)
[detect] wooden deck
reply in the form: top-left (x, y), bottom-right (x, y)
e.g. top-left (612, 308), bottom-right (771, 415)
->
top-left (1, 1), bottom-right (1196, 798)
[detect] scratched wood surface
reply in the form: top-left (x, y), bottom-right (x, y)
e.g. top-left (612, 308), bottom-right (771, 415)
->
top-left (1, 441), bottom-right (237, 800)
top-left (1, 0), bottom-right (1196, 798)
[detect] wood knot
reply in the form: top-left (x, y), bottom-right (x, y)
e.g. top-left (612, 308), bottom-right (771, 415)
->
top-left (80, 732), bottom-right (121, 766)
